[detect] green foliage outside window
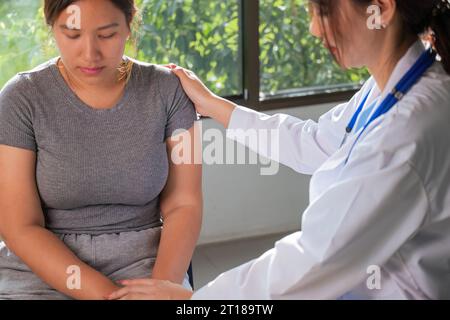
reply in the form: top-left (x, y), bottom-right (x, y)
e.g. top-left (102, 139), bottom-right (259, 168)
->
top-left (260, 0), bottom-right (369, 97)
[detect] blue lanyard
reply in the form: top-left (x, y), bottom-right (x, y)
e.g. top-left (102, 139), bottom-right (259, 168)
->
top-left (342, 48), bottom-right (436, 162)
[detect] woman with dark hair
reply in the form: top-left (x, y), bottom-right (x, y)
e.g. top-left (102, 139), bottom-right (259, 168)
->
top-left (0, 0), bottom-right (202, 300)
top-left (108, 0), bottom-right (450, 299)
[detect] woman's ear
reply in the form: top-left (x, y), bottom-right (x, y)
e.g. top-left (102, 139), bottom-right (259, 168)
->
top-left (372, 0), bottom-right (397, 28)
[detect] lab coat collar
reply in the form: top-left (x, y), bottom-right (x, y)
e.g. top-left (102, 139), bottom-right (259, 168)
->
top-left (378, 40), bottom-right (427, 100)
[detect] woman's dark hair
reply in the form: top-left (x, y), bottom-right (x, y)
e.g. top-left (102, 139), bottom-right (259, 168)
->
top-left (44, 0), bottom-right (137, 29)
top-left (310, 0), bottom-right (450, 74)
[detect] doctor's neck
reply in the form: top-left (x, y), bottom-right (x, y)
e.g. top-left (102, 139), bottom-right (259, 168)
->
top-left (367, 33), bottom-right (418, 93)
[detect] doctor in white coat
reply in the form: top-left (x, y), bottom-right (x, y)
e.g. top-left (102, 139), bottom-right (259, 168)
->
top-left (108, 0), bottom-right (450, 300)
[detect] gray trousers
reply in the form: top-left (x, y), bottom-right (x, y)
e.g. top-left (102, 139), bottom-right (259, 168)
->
top-left (0, 227), bottom-right (191, 300)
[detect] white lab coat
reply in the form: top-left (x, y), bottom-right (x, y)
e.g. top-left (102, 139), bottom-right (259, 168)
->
top-left (192, 40), bottom-right (450, 300)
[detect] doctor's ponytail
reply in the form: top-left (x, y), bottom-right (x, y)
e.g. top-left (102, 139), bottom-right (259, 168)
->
top-left (395, 0), bottom-right (450, 75)
top-left (425, 2), bottom-right (450, 75)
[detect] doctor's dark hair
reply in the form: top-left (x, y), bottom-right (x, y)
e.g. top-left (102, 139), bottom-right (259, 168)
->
top-left (310, 0), bottom-right (450, 75)
top-left (44, 0), bottom-right (137, 29)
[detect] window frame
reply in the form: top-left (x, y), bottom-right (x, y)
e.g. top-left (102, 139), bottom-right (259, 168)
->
top-left (227, 0), bottom-right (360, 111)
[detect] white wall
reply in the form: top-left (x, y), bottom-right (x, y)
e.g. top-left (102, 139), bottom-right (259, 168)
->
top-left (198, 101), bottom-right (338, 245)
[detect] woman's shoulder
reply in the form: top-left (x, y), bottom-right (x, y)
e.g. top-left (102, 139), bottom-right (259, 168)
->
top-left (1, 58), bottom-right (58, 98)
top-left (362, 61), bottom-right (450, 170)
top-left (398, 61), bottom-right (450, 124)
top-left (18, 57), bottom-right (58, 76)
top-left (129, 58), bottom-right (182, 89)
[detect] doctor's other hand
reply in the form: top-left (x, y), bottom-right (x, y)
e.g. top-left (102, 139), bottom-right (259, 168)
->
top-left (164, 64), bottom-right (237, 128)
top-left (106, 279), bottom-right (194, 300)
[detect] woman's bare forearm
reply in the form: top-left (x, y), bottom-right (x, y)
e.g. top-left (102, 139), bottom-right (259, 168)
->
top-left (5, 225), bottom-right (119, 300)
top-left (151, 205), bottom-right (202, 284)
top-left (203, 96), bottom-right (237, 129)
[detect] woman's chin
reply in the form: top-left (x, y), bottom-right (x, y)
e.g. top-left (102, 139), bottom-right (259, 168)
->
top-left (77, 72), bottom-right (114, 85)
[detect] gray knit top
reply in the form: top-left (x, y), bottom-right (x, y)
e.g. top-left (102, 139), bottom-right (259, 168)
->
top-left (0, 57), bottom-right (197, 235)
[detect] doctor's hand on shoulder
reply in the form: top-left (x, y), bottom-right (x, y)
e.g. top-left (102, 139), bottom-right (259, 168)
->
top-left (165, 64), bottom-right (237, 128)
top-left (106, 279), bottom-right (192, 300)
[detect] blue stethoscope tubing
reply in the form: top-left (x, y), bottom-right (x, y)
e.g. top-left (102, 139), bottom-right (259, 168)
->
top-left (343, 48), bottom-right (437, 163)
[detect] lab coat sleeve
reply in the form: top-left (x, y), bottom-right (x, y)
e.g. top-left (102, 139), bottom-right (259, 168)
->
top-left (192, 129), bottom-right (429, 299)
top-left (225, 80), bottom-right (374, 175)
top-left (225, 104), bottom-right (346, 174)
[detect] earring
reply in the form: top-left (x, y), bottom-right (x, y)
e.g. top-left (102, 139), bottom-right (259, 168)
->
top-left (117, 59), bottom-right (133, 83)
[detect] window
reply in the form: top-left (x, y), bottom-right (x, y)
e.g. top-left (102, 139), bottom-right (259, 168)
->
top-left (259, 0), bottom-right (368, 100)
top-left (135, 0), bottom-right (242, 97)
top-left (0, 0), bottom-right (368, 109)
